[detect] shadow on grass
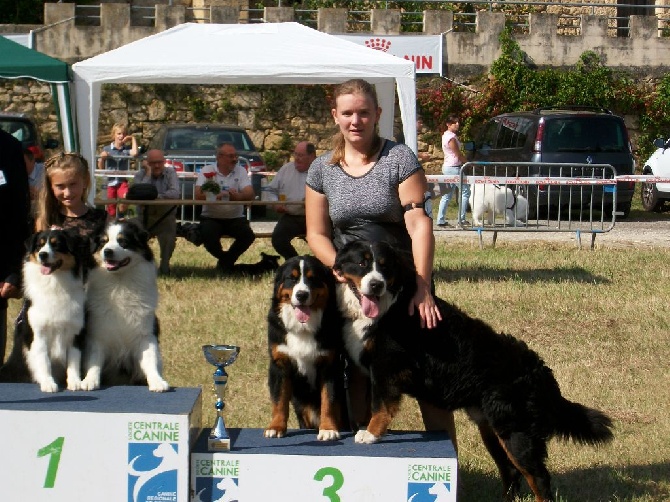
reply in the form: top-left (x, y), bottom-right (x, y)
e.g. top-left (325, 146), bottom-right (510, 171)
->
top-left (458, 461), bottom-right (670, 501)
top-left (167, 264), bottom-right (276, 281)
top-left (434, 265), bottom-right (610, 285)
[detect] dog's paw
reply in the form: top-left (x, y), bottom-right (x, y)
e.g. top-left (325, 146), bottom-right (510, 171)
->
top-left (39, 378), bottom-right (60, 393)
top-left (354, 429), bottom-right (379, 444)
top-left (66, 378), bottom-right (82, 391)
top-left (317, 429), bottom-right (341, 441)
top-left (263, 428), bottom-right (286, 439)
top-left (147, 377), bottom-right (170, 392)
top-left (79, 376), bottom-right (100, 391)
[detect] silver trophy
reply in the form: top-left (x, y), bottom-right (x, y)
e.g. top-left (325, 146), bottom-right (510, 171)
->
top-left (202, 344), bottom-right (240, 451)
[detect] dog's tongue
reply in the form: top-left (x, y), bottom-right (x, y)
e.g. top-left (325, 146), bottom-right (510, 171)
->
top-left (40, 264), bottom-right (53, 275)
top-left (362, 295), bottom-right (380, 318)
top-left (294, 305), bottom-right (311, 323)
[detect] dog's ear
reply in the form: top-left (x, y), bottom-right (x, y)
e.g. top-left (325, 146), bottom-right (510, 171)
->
top-left (25, 232), bottom-right (39, 253)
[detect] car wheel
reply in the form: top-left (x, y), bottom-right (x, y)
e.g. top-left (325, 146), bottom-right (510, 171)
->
top-left (615, 201), bottom-right (631, 219)
top-left (641, 182), bottom-right (663, 212)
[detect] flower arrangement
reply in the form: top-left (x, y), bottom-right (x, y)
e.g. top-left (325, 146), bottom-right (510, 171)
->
top-left (201, 171), bottom-right (220, 194)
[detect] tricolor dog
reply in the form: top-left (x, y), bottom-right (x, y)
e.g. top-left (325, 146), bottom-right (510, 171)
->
top-left (0, 228), bottom-right (94, 392)
top-left (80, 220), bottom-right (169, 392)
top-left (333, 240), bottom-right (613, 502)
top-left (264, 255), bottom-right (345, 440)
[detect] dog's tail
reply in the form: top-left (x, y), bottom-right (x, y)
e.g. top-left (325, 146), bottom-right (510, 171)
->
top-left (554, 398), bottom-right (614, 445)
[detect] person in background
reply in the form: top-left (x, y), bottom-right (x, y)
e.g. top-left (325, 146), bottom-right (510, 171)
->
top-left (266, 141), bottom-right (316, 260)
top-left (98, 122), bottom-right (138, 219)
top-left (24, 147), bottom-right (44, 203)
top-left (36, 152), bottom-right (107, 240)
top-left (436, 114), bottom-right (469, 228)
top-left (133, 149), bottom-right (180, 276)
top-left (304, 78), bottom-right (457, 449)
top-left (0, 129), bottom-right (30, 363)
top-left (195, 142), bottom-right (255, 273)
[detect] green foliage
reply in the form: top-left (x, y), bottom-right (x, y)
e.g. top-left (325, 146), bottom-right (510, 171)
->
top-left (638, 73), bottom-right (670, 160)
top-left (417, 29), bottom-right (647, 151)
top-left (261, 150), bottom-right (286, 170)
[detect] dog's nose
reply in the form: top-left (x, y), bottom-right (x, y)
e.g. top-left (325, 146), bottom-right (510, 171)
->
top-left (295, 290), bottom-right (309, 304)
top-left (103, 248), bottom-right (114, 259)
top-left (368, 279), bottom-right (385, 296)
top-left (38, 251), bottom-right (49, 262)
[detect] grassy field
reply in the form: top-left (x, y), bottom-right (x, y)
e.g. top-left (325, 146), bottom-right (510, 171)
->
top-left (6, 222), bottom-right (670, 501)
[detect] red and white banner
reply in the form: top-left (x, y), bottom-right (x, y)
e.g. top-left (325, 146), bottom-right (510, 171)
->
top-left (337, 34), bottom-right (443, 75)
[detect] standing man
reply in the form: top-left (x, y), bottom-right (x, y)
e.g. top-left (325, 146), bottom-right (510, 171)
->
top-left (195, 142), bottom-right (255, 272)
top-left (133, 149), bottom-right (180, 275)
top-left (0, 129), bottom-right (30, 363)
top-left (267, 141), bottom-right (316, 260)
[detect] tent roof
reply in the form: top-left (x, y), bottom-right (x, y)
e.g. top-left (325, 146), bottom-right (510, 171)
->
top-left (73, 22), bottom-right (415, 84)
top-left (0, 35), bottom-right (70, 83)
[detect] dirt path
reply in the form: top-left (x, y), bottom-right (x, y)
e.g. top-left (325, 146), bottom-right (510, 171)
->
top-left (433, 218), bottom-right (670, 249)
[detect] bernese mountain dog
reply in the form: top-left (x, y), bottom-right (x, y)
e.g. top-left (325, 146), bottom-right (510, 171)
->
top-left (80, 220), bottom-right (169, 392)
top-left (0, 228), bottom-right (94, 391)
top-left (333, 239), bottom-right (614, 502)
top-left (264, 255), bottom-right (345, 440)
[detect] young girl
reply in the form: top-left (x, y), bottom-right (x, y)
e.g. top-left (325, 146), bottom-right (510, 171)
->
top-left (97, 122), bottom-right (138, 218)
top-left (36, 152), bottom-right (107, 240)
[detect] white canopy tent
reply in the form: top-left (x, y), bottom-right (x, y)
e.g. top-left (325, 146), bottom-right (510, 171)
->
top-left (72, 22), bottom-right (417, 199)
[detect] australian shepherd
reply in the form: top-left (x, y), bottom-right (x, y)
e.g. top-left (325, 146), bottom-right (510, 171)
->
top-left (0, 228), bottom-right (94, 392)
top-left (333, 240), bottom-right (614, 502)
top-left (264, 255), bottom-right (345, 440)
top-left (80, 220), bottom-right (169, 392)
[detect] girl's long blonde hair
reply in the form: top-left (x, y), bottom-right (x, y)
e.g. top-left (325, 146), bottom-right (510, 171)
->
top-left (330, 79), bottom-right (383, 166)
top-left (35, 152), bottom-right (91, 231)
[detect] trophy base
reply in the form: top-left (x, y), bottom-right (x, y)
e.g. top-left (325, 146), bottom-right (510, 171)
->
top-left (208, 436), bottom-right (232, 452)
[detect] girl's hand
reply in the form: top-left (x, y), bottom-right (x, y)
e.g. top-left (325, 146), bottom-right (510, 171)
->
top-left (409, 277), bottom-right (442, 329)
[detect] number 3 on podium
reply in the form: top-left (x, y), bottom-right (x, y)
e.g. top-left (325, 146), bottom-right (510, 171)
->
top-left (314, 466), bottom-right (344, 501)
top-left (37, 437), bottom-right (65, 488)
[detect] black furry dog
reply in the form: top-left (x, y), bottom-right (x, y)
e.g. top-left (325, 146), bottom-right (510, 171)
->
top-left (333, 240), bottom-right (614, 502)
top-left (264, 255), bottom-right (345, 440)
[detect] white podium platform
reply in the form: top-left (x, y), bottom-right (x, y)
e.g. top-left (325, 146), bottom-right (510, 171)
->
top-left (0, 383), bottom-right (201, 502)
top-left (191, 428), bottom-right (457, 502)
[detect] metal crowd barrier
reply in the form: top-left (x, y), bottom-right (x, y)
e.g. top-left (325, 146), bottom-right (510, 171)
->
top-left (427, 162), bottom-right (622, 249)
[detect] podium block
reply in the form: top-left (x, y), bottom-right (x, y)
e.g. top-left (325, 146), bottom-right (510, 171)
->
top-left (191, 428), bottom-right (457, 502)
top-left (0, 383), bottom-right (201, 502)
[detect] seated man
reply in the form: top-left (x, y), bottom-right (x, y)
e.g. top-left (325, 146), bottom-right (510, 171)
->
top-left (266, 141), bottom-right (316, 260)
top-left (195, 142), bottom-right (255, 272)
top-left (133, 149), bottom-right (180, 275)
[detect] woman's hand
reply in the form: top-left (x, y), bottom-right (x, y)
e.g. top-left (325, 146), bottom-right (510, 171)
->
top-left (409, 276), bottom-right (442, 329)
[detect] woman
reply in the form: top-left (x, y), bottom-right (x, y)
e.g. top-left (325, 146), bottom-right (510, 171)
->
top-left (436, 114), bottom-right (469, 227)
top-left (305, 79), bottom-right (457, 448)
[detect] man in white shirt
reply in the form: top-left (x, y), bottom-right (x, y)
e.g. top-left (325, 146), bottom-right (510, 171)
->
top-left (266, 141), bottom-right (316, 260)
top-left (195, 142), bottom-right (256, 272)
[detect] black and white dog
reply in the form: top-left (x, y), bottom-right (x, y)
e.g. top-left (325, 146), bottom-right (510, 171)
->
top-left (264, 255), bottom-right (345, 440)
top-left (0, 228), bottom-right (94, 392)
top-left (80, 220), bottom-right (169, 392)
top-left (333, 240), bottom-right (614, 502)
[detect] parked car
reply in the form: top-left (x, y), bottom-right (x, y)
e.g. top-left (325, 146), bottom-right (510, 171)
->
top-left (465, 107), bottom-right (636, 218)
top-left (0, 111), bottom-right (59, 161)
top-left (640, 137), bottom-right (670, 212)
top-left (148, 123), bottom-right (266, 219)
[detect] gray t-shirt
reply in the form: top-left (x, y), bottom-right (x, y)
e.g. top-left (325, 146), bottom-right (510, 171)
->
top-left (306, 140), bottom-right (422, 250)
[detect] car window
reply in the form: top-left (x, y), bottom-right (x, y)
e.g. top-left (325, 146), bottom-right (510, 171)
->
top-left (543, 117), bottom-right (626, 153)
top-left (476, 119), bottom-right (499, 151)
top-left (0, 120), bottom-right (34, 143)
top-left (164, 128), bottom-right (254, 153)
top-left (495, 116), bottom-right (532, 149)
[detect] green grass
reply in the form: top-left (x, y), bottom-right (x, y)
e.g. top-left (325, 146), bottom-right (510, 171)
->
top-left (6, 234), bottom-right (670, 501)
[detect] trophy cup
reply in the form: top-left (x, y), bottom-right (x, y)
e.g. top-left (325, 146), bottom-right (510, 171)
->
top-left (202, 344), bottom-right (240, 451)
